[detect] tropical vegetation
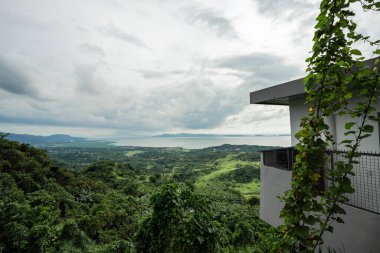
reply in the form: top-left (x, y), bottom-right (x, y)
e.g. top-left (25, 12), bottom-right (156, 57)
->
top-left (0, 136), bottom-right (269, 252)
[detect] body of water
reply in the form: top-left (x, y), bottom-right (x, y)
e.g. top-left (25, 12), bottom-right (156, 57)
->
top-left (108, 136), bottom-right (291, 149)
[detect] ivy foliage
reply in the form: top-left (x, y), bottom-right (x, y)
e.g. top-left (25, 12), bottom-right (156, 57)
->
top-left (266, 0), bottom-right (380, 252)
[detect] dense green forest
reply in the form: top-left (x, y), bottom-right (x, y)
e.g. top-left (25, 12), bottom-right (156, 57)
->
top-left (0, 136), bottom-right (273, 252)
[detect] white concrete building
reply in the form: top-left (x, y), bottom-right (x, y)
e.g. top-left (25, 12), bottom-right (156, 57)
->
top-left (250, 59), bottom-right (380, 253)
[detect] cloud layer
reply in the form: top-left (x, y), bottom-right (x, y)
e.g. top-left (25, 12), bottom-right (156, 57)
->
top-left (0, 56), bottom-right (36, 96)
top-left (0, 0), bottom-right (377, 137)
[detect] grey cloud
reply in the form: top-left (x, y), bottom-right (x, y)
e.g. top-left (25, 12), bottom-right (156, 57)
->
top-left (0, 56), bottom-right (36, 96)
top-left (0, 113), bottom-right (116, 129)
top-left (75, 65), bottom-right (105, 94)
top-left (216, 52), bottom-right (302, 86)
top-left (0, 115), bottom-right (63, 127)
top-left (0, 52), bottom-right (300, 133)
top-left (255, 0), bottom-right (315, 16)
top-left (169, 70), bottom-right (187, 75)
top-left (79, 43), bottom-right (105, 57)
top-left (254, 0), bottom-right (318, 43)
top-left (0, 10), bottom-right (56, 32)
top-left (102, 24), bottom-right (152, 51)
top-left (135, 69), bottom-right (187, 79)
top-left (230, 107), bottom-right (289, 125)
top-left (78, 54), bottom-right (300, 131)
top-left (144, 79), bottom-right (244, 129)
top-left (136, 70), bottom-right (165, 79)
top-left (254, 0), bottom-right (318, 42)
top-left (185, 7), bottom-right (237, 38)
top-left (0, 78), bottom-right (239, 131)
top-left (79, 78), bottom-right (245, 131)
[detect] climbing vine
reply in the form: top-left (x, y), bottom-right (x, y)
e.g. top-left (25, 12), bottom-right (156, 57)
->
top-left (269, 0), bottom-right (380, 252)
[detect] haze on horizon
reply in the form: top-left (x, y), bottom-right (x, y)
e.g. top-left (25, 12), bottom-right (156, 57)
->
top-left (1, 0), bottom-right (379, 138)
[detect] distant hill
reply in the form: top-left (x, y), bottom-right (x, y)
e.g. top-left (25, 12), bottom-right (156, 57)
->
top-left (154, 133), bottom-right (290, 138)
top-left (202, 144), bottom-right (280, 152)
top-left (155, 133), bottom-right (253, 138)
top-left (3, 133), bottom-right (86, 145)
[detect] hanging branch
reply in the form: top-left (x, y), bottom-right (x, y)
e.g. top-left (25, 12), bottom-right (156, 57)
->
top-left (265, 1), bottom-right (380, 252)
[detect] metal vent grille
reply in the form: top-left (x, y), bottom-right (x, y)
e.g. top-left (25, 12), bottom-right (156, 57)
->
top-left (262, 148), bottom-right (295, 171)
top-left (262, 148), bottom-right (380, 214)
top-left (326, 151), bottom-right (380, 215)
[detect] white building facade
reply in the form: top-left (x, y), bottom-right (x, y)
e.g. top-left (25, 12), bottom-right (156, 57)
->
top-left (250, 61), bottom-right (380, 252)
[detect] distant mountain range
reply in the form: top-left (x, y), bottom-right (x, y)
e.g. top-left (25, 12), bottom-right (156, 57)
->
top-left (2, 132), bottom-right (291, 146)
top-left (3, 133), bottom-right (86, 145)
top-left (154, 133), bottom-right (290, 138)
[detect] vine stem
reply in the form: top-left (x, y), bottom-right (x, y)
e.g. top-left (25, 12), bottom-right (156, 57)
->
top-left (274, 1), bottom-right (380, 252)
top-left (312, 71), bottom-right (379, 251)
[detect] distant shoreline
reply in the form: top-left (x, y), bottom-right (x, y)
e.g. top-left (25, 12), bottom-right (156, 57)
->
top-left (4, 132), bottom-right (291, 149)
top-left (153, 133), bottom-right (290, 138)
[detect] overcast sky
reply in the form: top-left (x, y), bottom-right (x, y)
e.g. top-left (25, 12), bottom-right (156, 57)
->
top-left (0, 0), bottom-right (379, 137)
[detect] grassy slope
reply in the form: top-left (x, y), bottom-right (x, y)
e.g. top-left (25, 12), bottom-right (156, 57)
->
top-left (235, 179), bottom-right (260, 198)
top-left (125, 150), bottom-right (145, 157)
top-left (46, 143), bottom-right (263, 199)
top-left (196, 154), bottom-right (260, 198)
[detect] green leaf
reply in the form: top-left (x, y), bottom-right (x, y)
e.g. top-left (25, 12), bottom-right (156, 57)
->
top-left (351, 49), bottom-right (362, 55)
top-left (344, 131), bottom-right (356, 136)
top-left (332, 204), bottom-right (346, 214)
top-left (341, 177), bottom-right (355, 194)
top-left (336, 217), bottom-right (345, 224)
top-left (369, 115), bottom-right (380, 122)
top-left (340, 140), bottom-right (353, 144)
top-left (359, 133), bottom-right (371, 139)
top-left (295, 226), bottom-right (310, 239)
top-left (305, 215), bottom-right (319, 225)
top-left (362, 124), bottom-right (374, 133)
top-left (344, 122), bottom-right (355, 130)
top-left (344, 92), bottom-right (352, 99)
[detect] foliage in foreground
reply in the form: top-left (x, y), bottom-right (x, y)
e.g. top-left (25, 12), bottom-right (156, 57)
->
top-left (0, 136), bottom-right (268, 252)
top-left (0, 137), bottom-right (141, 252)
top-left (269, 0), bottom-right (380, 252)
top-left (136, 183), bottom-right (220, 253)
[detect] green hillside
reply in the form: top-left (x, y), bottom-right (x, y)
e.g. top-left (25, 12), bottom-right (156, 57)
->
top-left (46, 144), bottom-right (271, 199)
top-left (0, 136), bottom-right (271, 252)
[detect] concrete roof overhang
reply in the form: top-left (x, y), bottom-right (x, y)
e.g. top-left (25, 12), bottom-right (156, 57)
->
top-left (250, 57), bottom-right (379, 106)
top-left (250, 77), bottom-right (306, 105)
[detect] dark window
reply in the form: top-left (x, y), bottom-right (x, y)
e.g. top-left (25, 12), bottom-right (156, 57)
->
top-left (262, 148), bottom-right (296, 171)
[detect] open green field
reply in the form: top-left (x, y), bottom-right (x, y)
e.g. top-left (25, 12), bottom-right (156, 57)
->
top-left (234, 179), bottom-right (260, 198)
top-left (124, 150), bottom-right (145, 157)
top-left (196, 154), bottom-right (260, 198)
top-left (46, 144), bottom-right (267, 199)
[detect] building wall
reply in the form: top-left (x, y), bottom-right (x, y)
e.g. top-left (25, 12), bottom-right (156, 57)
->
top-left (260, 161), bottom-right (380, 253)
top-left (289, 98), bottom-right (309, 146)
top-left (289, 98), bottom-right (380, 152)
top-left (322, 206), bottom-right (380, 253)
top-left (259, 157), bottom-right (291, 227)
top-left (334, 99), bottom-right (380, 152)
